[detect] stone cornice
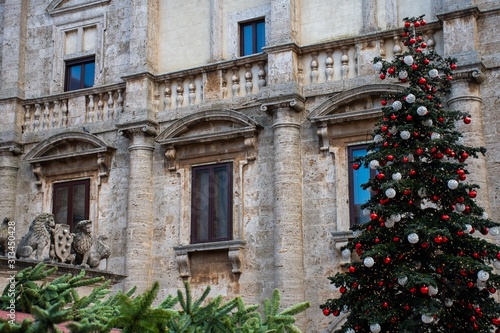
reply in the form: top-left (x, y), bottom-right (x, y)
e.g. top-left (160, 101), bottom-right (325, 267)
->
top-left (262, 42), bottom-right (301, 55)
top-left (0, 141), bottom-right (23, 155)
top-left (259, 95), bottom-right (305, 113)
top-left (120, 71), bottom-right (157, 83)
top-left (117, 120), bottom-right (159, 138)
top-left (47, 0), bottom-right (110, 16)
top-left (436, 6), bottom-right (481, 21)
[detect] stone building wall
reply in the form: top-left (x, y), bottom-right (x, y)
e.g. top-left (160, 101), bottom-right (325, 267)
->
top-left (0, 0), bottom-right (499, 332)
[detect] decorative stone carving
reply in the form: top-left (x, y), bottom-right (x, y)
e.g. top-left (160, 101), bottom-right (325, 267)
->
top-left (16, 213), bottom-right (56, 260)
top-left (0, 218), bottom-right (10, 256)
top-left (51, 224), bottom-right (74, 263)
top-left (72, 220), bottom-right (110, 269)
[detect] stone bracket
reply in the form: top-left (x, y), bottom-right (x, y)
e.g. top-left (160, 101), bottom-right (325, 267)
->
top-left (173, 240), bottom-right (246, 278)
top-left (0, 142), bottom-right (23, 155)
top-left (331, 230), bottom-right (354, 264)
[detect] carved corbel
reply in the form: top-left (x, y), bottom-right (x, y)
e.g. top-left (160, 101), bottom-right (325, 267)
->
top-left (32, 163), bottom-right (43, 187)
top-left (165, 146), bottom-right (177, 171)
top-left (316, 124), bottom-right (330, 152)
top-left (331, 230), bottom-right (354, 264)
top-left (244, 137), bottom-right (257, 161)
top-left (175, 252), bottom-right (191, 278)
top-left (117, 121), bottom-right (159, 138)
top-left (97, 153), bottom-right (110, 178)
top-left (228, 247), bottom-right (243, 274)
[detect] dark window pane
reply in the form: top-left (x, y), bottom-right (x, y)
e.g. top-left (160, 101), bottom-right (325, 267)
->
top-left (72, 184), bottom-right (87, 225)
top-left (242, 25), bottom-right (253, 56)
top-left (348, 146), bottom-right (373, 226)
top-left (54, 187), bottom-right (69, 225)
top-left (84, 62), bottom-right (95, 88)
top-left (69, 65), bottom-right (82, 91)
top-left (214, 167), bottom-right (230, 239)
top-left (256, 21), bottom-right (265, 52)
top-left (193, 170), bottom-right (210, 242)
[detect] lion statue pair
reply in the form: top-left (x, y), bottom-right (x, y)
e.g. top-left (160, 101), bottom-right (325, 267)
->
top-left (14, 213), bottom-right (110, 270)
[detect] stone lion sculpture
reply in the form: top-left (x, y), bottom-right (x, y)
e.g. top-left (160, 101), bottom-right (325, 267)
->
top-left (16, 213), bottom-right (56, 260)
top-left (72, 220), bottom-right (94, 268)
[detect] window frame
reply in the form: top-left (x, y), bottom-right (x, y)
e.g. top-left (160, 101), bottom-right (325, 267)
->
top-left (239, 18), bottom-right (265, 56)
top-left (52, 179), bottom-right (90, 231)
top-left (191, 162), bottom-right (233, 244)
top-left (347, 144), bottom-right (376, 227)
top-left (64, 55), bottom-right (95, 91)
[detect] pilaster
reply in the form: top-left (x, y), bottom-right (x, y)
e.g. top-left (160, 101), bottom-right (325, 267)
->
top-left (0, 143), bottom-right (22, 221)
top-left (128, 0), bottom-right (159, 74)
top-left (260, 97), bottom-right (305, 307)
top-left (117, 121), bottom-right (158, 292)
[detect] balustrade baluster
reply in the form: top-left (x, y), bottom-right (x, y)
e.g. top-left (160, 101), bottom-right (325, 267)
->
top-left (97, 93), bottom-right (104, 121)
top-left (33, 104), bottom-right (41, 131)
top-left (88, 94), bottom-right (95, 122)
top-left (188, 76), bottom-right (196, 105)
top-left (176, 80), bottom-right (184, 108)
top-left (53, 100), bottom-right (60, 128)
top-left (231, 67), bottom-right (240, 97)
top-left (257, 61), bottom-right (266, 88)
top-left (24, 105), bottom-right (32, 133)
top-left (379, 39), bottom-right (386, 57)
top-left (244, 64), bottom-right (253, 95)
top-left (43, 102), bottom-right (50, 129)
top-left (116, 89), bottom-right (123, 113)
top-left (341, 47), bottom-right (350, 79)
top-left (310, 52), bottom-right (319, 83)
top-left (221, 70), bottom-right (228, 99)
top-left (107, 91), bottom-right (114, 119)
top-left (325, 49), bottom-right (334, 81)
top-left (61, 100), bottom-right (68, 127)
top-left (163, 80), bottom-right (172, 110)
top-left (393, 36), bottom-right (402, 54)
top-left (425, 30), bottom-right (435, 50)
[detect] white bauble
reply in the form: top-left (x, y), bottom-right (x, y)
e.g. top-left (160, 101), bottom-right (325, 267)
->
top-left (490, 227), bottom-right (499, 235)
top-left (363, 208), bottom-right (371, 217)
top-left (364, 257), bottom-right (375, 268)
top-left (455, 203), bottom-right (466, 212)
top-left (424, 119), bottom-right (433, 127)
top-left (392, 172), bottom-right (402, 181)
top-left (398, 276), bottom-right (408, 285)
top-left (429, 69), bottom-right (439, 78)
top-left (421, 314), bottom-right (433, 324)
top-left (464, 224), bottom-right (473, 232)
top-left (408, 232), bottom-right (419, 244)
top-left (389, 126), bottom-right (398, 135)
top-left (482, 212), bottom-right (489, 220)
top-left (385, 219), bottom-right (395, 228)
top-left (478, 270), bottom-right (490, 282)
top-left (373, 61), bottom-right (383, 71)
top-left (385, 188), bottom-right (397, 198)
top-left (392, 100), bottom-right (402, 110)
top-left (403, 55), bottom-right (414, 66)
top-left (370, 323), bottom-right (381, 333)
top-left (445, 299), bottom-right (453, 307)
top-left (391, 213), bottom-right (402, 222)
top-left (399, 70), bottom-right (408, 79)
top-left (428, 285), bottom-right (438, 296)
top-left (341, 248), bottom-right (352, 259)
top-left (374, 134), bottom-right (383, 143)
top-left (369, 160), bottom-right (380, 169)
top-left (417, 106), bottom-right (428, 116)
top-left (406, 94), bottom-right (416, 103)
top-left (431, 132), bottom-right (441, 140)
top-left (400, 130), bottom-right (411, 140)
top-left (447, 180), bottom-right (459, 190)
top-left (494, 260), bottom-right (500, 270)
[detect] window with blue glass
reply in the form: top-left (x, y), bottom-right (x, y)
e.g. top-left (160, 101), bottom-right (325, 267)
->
top-left (348, 145), bottom-right (375, 226)
top-left (65, 56), bottom-right (95, 91)
top-left (240, 19), bottom-right (265, 56)
top-left (191, 163), bottom-right (233, 243)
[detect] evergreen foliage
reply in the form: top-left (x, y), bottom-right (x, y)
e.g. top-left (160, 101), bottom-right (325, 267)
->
top-left (321, 15), bottom-right (500, 333)
top-left (0, 263), bottom-right (309, 333)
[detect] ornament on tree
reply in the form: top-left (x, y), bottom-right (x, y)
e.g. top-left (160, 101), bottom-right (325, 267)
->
top-left (385, 188), bottom-right (396, 198)
top-left (364, 257), bottom-right (375, 267)
top-left (399, 70), bottom-right (408, 80)
top-left (408, 233), bottom-right (419, 244)
top-left (398, 276), bottom-right (408, 285)
top-left (428, 69), bottom-right (439, 78)
top-left (392, 100), bottom-right (402, 110)
top-left (417, 106), bottom-right (428, 116)
top-left (403, 55), bottom-right (414, 66)
top-left (400, 130), bottom-right (411, 140)
top-left (447, 179), bottom-right (459, 189)
top-left (406, 93), bottom-right (416, 103)
top-left (341, 248), bottom-right (352, 259)
top-left (370, 323), bottom-right (381, 333)
top-left (369, 160), bottom-right (380, 169)
top-left (422, 314), bottom-right (434, 324)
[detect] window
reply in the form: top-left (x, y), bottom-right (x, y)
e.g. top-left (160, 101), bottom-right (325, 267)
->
top-left (53, 179), bottom-right (90, 231)
top-left (348, 145), bottom-right (375, 226)
top-left (65, 56), bottom-right (95, 91)
top-left (191, 163), bottom-right (233, 243)
top-left (240, 19), bottom-right (265, 56)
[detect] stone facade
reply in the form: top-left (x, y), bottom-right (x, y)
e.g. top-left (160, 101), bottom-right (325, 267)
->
top-left (1, 0), bottom-right (499, 331)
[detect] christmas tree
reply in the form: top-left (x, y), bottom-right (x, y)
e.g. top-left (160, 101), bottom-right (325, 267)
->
top-left (321, 15), bottom-right (500, 333)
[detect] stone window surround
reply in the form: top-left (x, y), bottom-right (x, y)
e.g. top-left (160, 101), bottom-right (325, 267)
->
top-left (51, 16), bottom-right (105, 94)
top-left (156, 109), bottom-right (261, 278)
top-left (228, 4), bottom-right (271, 59)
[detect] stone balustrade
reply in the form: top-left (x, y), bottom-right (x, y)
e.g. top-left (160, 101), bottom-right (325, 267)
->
top-left (300, 23), bottom-right (441, 86)
top-left (22, 83), bottom-right (126, 133)
top-left (155, 54), bottom-right (267, 111)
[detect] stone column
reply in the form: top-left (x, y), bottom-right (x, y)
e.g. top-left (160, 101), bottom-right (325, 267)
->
top-left (118, 122), bottom-right (158, 292)
top-left (439, 8), bottom-right (489, 212)
top-left (0, 146), bottom-right (22, 221)
top-left (261, 98), bottom-right (305, 307)
top-left (209, 0), bottom-right (223, 62)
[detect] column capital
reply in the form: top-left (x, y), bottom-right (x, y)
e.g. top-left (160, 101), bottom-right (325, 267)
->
top-left (260, 95), bottom-right (305, 113)
top-left (117, 120), bottom-right (159, 138)
top-left (0, 141), bottom-right (23, 155)
top-left (451, 63), bottom-right (486, 84)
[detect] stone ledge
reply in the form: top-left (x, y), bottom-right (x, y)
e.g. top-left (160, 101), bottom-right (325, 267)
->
top-left (0, 257), bottom-right (127, 285)
top-left (173, 240), bottom-right (246, 278)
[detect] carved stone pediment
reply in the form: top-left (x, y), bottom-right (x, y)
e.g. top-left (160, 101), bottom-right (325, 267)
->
top-left (308, 84), bottom-right (404, 151)
top-left (25, 131), bottom-right (115, 185)
top-left (156, 110), bottom-right (261, 170)
top-left (47, 0), bottom-right (110, 16)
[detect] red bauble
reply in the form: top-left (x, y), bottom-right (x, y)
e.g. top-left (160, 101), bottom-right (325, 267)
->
top-left (481, 227), bottom-right (489, 235)
top-left (447, 75), bottom-right (453, 80)
top-left (404, 305), bottom-right (410, 311)
top-left (381, 100), bottom-right (387, 106)
top-left (441, 214), bottom-right (450, 221)
top-left (409, 170), bottom-right (417, 177)
top-left (434, 236), bottom-right (443, 244)
top-left (377, 173), bottom-right (385, 180)
top-left (349, 266), bottom-right (356, 273)
top-left (388, 67), bottom-right (395, 75)
top-left (353, 163), bottom-right (360, 170)
top-left (420, 286), bottom-right (429, 294)
top-left (419, 77), bottom-right (427, 85)
top-left (469, 190), bottom-right (477, 198)
top-left (462, 152), bottom-right (469, 159)
top-left (380, 73), bottom-right (386, 80)
top-left (431, 195), bottom-right (440, 202)
top-left (457, 169), bottom-right (465, 175)
top-left (381, 125), bottom-right (388, 132)
top-left (493, 318), bottom-right (500, 326)
top-left (384, 257), bottom-right (391, 264)
top-left (393, 237), bottom-right (400, 242)
top-left (352, 282), bottom-right (358, 289)
top-left (423, 58), bottom-right (430, 65)
top-left (416, 148), bottom-right (424, 155)
top-left (427, 95), bottom-right (433, 100)
top-left (333, 309), bottom-right (340, 316)
top-left (457, 230), bottom-right (464, 236)
top-left (457, 196), bottom-right (465, 203)
top-left (421, 42), bottom-right (427, 48)
top-left (406, 115), bottom-right (413, 121)
top-left (403, 189), bottom-right (411, 195)
top-left (414, 21), bottom-right (420, 27)
top-left (390, 114), bottom-right (397, 120)
top-left (404, 21), bottom-right (411, 28)
top-left (322, 308), bottom-right (330, 316)
top-left (340, 286), bottom-right (347, 293)
top-left (403, 157), bottom-right (409, 163)
top-left (437, 267), bottom-right (443, 274)
top-left (374, 237), bottom-right (380, 243)
top-left (450, 63), bottom-right (457, 70)
top-left (355, 242), bottom-right (362, 249)
top-left (387, 155), bottom-right (394, 161)
top-left (468, 281), bottom-right (474, 288)
top-left (438, 117), bottom-right (444, 123)
top-left (409, 287), bottom-right (416, 293)
top-left (459, 174), bottom-right (467, 181)
top-left (409, 38), bottom-right (416, 44)
top-left (378, 280), bottom-right (384, 286)
top-left (421, 19), bottom-right (427, 26)
top-left (490, 287), bottom-right (497, 293)
top-left (412, 64), bottom-right (418, 70)
top-left (408, 200), bottom-right (414, 205)
top-left (382, 301), bottom-right (388, 308)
